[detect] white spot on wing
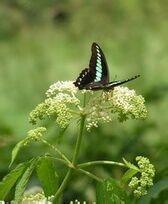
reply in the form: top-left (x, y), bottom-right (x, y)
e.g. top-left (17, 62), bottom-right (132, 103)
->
top-left (97, 58), bottom-right (101, 64)
top-left (97, 56), bottom-right (101, 60)
top-left (96, 67), bottom-right (102, 73)
top-left (94, 76), bottom-right (101, 82)
top-left (96, 72), bottom-right (102, 78)
top-left (96, 48), bottom-right (100, 53)
top-left (97, 53), bottom-right (101, 57)
top-left (96, 63), bottom-right (102, 69)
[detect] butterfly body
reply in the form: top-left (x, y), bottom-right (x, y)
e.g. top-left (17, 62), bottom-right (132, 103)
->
top-left (74, 42), bottom-right (140, 91)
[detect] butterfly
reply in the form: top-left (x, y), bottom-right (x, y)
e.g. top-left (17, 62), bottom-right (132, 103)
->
top-left (74, 42), bottom-right (140, 90)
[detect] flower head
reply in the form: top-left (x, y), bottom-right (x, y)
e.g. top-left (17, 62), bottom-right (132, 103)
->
top-left (86, 104), bottom-right (112, 131)
top-left (46, 81), bottom-right (78, 97)
top-left (129, 156), bottom-right (155, 198)
top-left (24, 127), bottom-right (46, 146)
top-left (29, 81), bottom-right (80, 128)
top-left (103, 86), bottom-right (147, 121)
top-left (86, 86), bottom-right (147, 130)
top-left (29, 81), bottom-right (147, 130)
top-left (29, 102), bottom-right (49, 124)
top-left (23, 191), bottom-right (52, 202)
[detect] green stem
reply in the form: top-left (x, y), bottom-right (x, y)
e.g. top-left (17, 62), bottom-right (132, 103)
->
top-left (50, 157), bottom-right (102, 182)
top-left (72, 114), bottom-right (86, 164)
top-left (48, 156), bottom-right (70, 167)
top-left (78, 160), bottom-right (126, 168)
top-left (53, 169), bottom-right (73, 203)
top-left (52, 94), bottom-right (86, 203)
top-left (41, 138), bottom-right (72, 166)
top-left (69, 110), bottom-right (81, 115)
top-left (76, 168), bottom-right (102, 182)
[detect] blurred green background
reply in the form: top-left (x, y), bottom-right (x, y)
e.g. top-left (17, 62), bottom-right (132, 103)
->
top-left (0, 0), bottom-right (168, 203)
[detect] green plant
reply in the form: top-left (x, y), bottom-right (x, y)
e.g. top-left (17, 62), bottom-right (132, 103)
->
top-left (0, 81), bottom-right (155, 203)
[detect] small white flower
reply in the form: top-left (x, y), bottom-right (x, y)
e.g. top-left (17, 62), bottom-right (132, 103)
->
top-left (46, 81), bottom-right (78, 97)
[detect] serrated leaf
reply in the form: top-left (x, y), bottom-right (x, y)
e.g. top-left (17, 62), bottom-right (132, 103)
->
top-left (36, 156), bottom-right (59, 197)
top-left (0, 162), bottom-right (27, 200)
top-left (14, 158), bottom-right (38, 204)
top-left (9, 140), bottom-right (24, 168)
top-left (138, 179), bottom-right (168, 204)
top-left (96, 178), bottom-right (128, 204)
top-left (123, 158), bottom-right (139, 171)
top-left (122, 169), bottom-right (138, 184)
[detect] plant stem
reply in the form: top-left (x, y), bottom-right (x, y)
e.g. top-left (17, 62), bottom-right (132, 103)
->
top-left (49, 157), bottom-right (104, 181)
top-left (72, 93), bottom-right (86, 165)
top-left (50, 157), bottom-right (102, 182)
top-left (69, 110), bottom-right (81, 115)
top-left (41, 138), bottom-right (72, 166)
top-left (53, 169), bottom-right (73, 203)
top-left (48, 156), bottom-right (70, 167)
top-left (78, 160), bottom-right (126, 168)
top-left (52, 94), bottom-right (86, 203)
top-left (76, 168), bottom-right (102, 182)
top-left (72, 114), bottom-right (86, 164)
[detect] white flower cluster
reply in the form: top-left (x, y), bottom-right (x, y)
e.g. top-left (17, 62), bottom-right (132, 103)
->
top-left (46, 81), bottom-right (78, 97)
top-left (129, 156), bottom-right (155, 197)
top-left (45, 96), bottom-right (76, 128)
top-left (29, 81), bottom-right (80, 128)
top-left (85, 86), bottom-right (147, 130)
top-left (29, 81), bottom-right (147, 131)
top-left (23, 127), bottom-right (47, 146)
top-left (86, 105), bottom-right (112, 131)
top-left (110, 87), bottom-right (136, 112)
top-left (104, 86), bottom-right (147, 121)
top-left (23, 191), bottom-right (52, 203)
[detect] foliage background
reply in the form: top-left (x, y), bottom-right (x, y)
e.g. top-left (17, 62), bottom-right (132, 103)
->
top-left (0, 0), bottom-right (167, 203)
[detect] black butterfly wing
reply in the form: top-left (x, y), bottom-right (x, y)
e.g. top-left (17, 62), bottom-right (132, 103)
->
top-left (73, 68), bottom-right (94, 90)
top-left (106, 75), bottom-right (140, 89)
top-left (74, 42), bottom-right (109, 90)
top-left (89, 42), bottom-right (109, 85)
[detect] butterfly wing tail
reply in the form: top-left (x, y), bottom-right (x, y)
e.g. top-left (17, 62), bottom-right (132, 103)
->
top-left (108, 75), bottom-right (140, 88)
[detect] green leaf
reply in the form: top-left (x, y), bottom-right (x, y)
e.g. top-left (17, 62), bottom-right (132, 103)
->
top-left (14, 158), bottom-right (38, 204)
top-left (36, 156), bottom-right (59, 197)
top-left (121, 169), bottom-right (138, 184)
top-left (9, 140), bottom-right (24, 168)
top-left (0, 162), bottom-right (27, 200)
top-left (96, 178), bottom-right (128, 204)
top-left (138, 179), bottom-right (168, 204)
top-left (123, 158), bottom-right (139, 171)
